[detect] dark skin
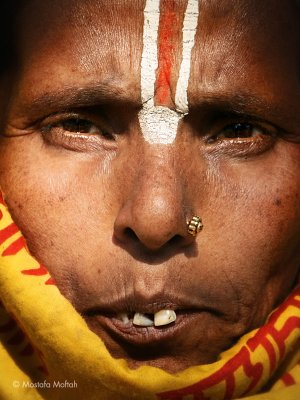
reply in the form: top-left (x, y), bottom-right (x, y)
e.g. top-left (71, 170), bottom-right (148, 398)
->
top-left (0, 0), bottom-right (300, 373)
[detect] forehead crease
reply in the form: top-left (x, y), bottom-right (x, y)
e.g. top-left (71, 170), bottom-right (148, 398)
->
top-left (190, 0), bottom-right (300, 95)
top-left (195, 0), bottom-right (300, 52)
top-left (22, 0), bottom-right (145, 22)
top-left (193, 0), bottom-right (299, 54)
top-left (20, 0), bottom-right (143, 41)
top-left (18, 0), bottom-right (144, 67)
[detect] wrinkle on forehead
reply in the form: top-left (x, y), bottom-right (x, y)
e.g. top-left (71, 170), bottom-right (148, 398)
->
top-left (189, 0), bottom-right (300, 102)
top-left (17, 0), bottom-right (144, 74)
top-left (12, 0), bottom-right (145, 106)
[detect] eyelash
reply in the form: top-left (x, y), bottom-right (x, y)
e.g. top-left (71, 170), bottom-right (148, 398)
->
top-left (207, 121), bottom-right (274, 141)
top-left (44, 116), bottom-right (112, 137)
top-left (203, 119), bottom-right (278, 156)
top-left (40, 113), bottom-right (118, 151)
top-left (40, 112), bottom-right (277, 157)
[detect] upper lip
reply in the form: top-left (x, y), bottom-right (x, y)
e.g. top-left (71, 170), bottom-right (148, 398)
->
top-left (82, 291), bottom-right (221, 316)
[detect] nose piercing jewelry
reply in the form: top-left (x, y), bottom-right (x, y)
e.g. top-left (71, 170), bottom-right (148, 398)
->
top-left (187, 216), bottom-right (203, 237)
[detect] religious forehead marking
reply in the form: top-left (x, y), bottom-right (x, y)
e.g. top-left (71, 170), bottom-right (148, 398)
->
top-left (139, 0), bottom-right (199, 144)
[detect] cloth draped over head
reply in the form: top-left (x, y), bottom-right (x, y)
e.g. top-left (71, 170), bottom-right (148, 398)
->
top-left (0, 191), bottom-right (299, 400)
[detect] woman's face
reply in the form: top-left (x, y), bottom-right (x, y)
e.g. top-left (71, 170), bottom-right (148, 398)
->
top-left (1, 0), bottom-right (300, 373)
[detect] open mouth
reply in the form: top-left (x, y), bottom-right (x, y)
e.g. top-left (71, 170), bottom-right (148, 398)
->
top-left (116, 309), bottom-right (177, 327)
top-left (81, 291), bottom-right (224, 351)
top-left (84, 307), bottom-right (207, 347)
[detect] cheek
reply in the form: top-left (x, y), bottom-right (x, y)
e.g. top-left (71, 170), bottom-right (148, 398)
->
top-left (200, 150), bottom-right (300, 305)
top-left (0, 136), bottom-right (120, 260)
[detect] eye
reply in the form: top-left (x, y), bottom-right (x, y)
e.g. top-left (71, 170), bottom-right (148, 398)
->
top-left (41, 114), bottom-right (116, 151)
top-left (205, 120), bottom-right (278, 157)
top-left (209, 122), bottom-right (269, 142)
top-left (58, 118), bottom-right (100, 135)
top-left (43, 115), bottom-right (114, 140)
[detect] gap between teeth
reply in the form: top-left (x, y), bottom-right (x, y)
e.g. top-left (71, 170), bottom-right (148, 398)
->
top-left (117, 310), bottom-right (176, 327)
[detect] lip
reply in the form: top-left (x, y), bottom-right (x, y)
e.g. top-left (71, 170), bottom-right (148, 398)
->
top-left (88, 310), bottom-right (201, 346)
top-left (82, 292), bottom-right (222, 347)
top-left (81, 291), bottom-right (218, 315)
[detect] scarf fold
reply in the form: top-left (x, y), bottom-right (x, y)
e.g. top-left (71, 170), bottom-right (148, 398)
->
top-left (0, 192), bottom-right (299, 400)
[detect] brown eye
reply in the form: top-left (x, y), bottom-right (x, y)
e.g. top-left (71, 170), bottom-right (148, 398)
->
top-left (205, 120), bottom-right (277, 157)
top-left (218, 123), bottom-right (265, 140)
top-left (41, 114), bottom-right (117, 151)
top-left (59, 118), bottom-right (99, 134)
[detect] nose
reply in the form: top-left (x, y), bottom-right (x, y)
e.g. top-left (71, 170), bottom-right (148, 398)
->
top-left (113, 147), bottom-right (195, 252)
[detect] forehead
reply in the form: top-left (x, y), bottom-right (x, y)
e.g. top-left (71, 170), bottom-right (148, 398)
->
top-left (16, 0), bottom-right (144, 92)
top-left (12, 0), bottom-right (300, 110)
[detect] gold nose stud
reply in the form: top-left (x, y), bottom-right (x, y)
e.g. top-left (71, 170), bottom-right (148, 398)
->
top-left (187, 216), bottom-right (203, 237)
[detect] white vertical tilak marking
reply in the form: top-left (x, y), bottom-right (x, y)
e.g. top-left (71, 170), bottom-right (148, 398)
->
top-left (139, 0), bottom-right (181, 144)
top-left (139, 0), bottom-right (199, 144)
top-left (140, 0), bottom-right (160, 105)
top-left (175, 0), bottom-right (199, 114)
top-left (139, 104), bottom-right (184, 144)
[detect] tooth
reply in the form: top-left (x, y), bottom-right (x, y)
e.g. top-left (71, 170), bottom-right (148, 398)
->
top-left (133, 313), bottom-right (154, 327)
top-left (154, 310), bottom-right (176, 327)
top-left (116, 313), bottom-right (130, 324)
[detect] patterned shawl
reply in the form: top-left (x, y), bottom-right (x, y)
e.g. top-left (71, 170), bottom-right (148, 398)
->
top-left (0, 192), bottom-right (299, 400)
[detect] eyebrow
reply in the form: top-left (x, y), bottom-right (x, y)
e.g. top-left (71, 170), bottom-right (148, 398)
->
top-left (189, 91), bottom-right (294, 126)
top-left (30, 88), bottom-right (278, 114)
top-left (191, 92), bottom-right (272, 115)
top-left (22, 84), bottom-right (296, 132)
top-left (24, 81), bottom-right (140, 115)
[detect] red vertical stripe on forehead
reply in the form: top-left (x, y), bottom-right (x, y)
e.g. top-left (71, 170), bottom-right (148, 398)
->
top-left (156, 0), bottom-right (179, 106)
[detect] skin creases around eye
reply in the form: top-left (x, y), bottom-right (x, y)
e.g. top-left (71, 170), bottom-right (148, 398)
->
top-left (41, 116), bottom-right (117, 152)
top-left (205, 122), bottom-right (278, 157)
top-left (42, 112), bottom-right (113, 138)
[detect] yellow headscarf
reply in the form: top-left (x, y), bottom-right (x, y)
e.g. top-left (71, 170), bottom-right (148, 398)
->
top-left (0, 192), bottom-right (299, 400)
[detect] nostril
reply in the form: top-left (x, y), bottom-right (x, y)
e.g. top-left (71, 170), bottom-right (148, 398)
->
top-left (124, 227), bottom-right (184, 249)
top-left (168, 234), bottom-right (183, 247)
top-left (124, 227), bottom-right (139, 242)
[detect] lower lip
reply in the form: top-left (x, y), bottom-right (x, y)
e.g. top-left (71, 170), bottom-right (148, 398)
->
top-left (89, 311), bottom-right (199, 346)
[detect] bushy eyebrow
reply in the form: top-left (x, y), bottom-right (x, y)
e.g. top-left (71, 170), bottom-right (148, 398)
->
top-left (21, 84), bottom-right (298, 134)
top-left (30, 86), bottom-right (279, 114)
top-left (25, 82), bottom-right (139, 115)
top-left (189, 91), bottom-right (292, 124)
